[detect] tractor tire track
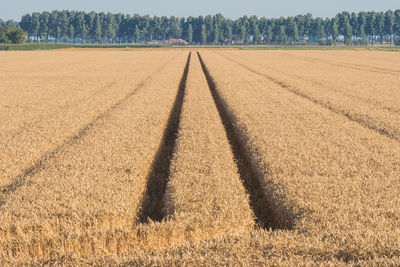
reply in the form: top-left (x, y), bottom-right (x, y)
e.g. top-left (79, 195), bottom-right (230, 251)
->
top-left (223, 51), bottom-right (400, 115)
top-left (138, 52), bottom-right (191, 223)
top-left (0, 52), bottom-right (183, 206)
top-left (279, 52), bottom-right (400, 76)
top-left (217, 52), bottom-right (400, 144)
top-left (198, 52), bottom-right (293, 230)
top-left (3, 52), bottom-right (181, 141)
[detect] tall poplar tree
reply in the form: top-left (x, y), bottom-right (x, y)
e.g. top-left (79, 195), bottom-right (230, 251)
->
top-left (201, 24), bottom-right (206, 44)
top-left (331, 20), bottom-right (338, 45)
top-left (187, 24), bottom-right (193, 43)
top-left (134, 25), bottom-right (140, 43)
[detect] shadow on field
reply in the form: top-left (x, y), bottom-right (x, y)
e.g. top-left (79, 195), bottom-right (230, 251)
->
top-left (0, 53), bottom-right (180, 207)
top-left (197, 52), bottom-right (292, 230)
top-left (138, 52), bottom-right (191, 223)
top-left (217, 52), bottom-right (399, 143)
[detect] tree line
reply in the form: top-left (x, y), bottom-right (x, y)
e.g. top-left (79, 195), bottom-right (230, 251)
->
top-left (12, 10), bottom-right (400, 45)
top-left (0, 19), bottom-right (27, 44)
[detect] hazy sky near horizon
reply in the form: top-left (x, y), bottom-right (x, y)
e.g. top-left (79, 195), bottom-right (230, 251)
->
top-left (1, 0), bottom-right (399, 21)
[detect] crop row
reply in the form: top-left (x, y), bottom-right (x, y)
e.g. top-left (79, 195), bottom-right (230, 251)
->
top-left (0, 51), bottom-right (188, 260)
top-left (198, 50), bottom-right (400, 262)
top-left (2, 50), bottom-right (400, 264)
top-left (219, 50), bottom-right (400, 142)
top-left (0, 51), bottom-right (259, 262)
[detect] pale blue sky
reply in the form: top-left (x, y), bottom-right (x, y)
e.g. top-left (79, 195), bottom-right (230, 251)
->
top-left (1, 0), bottom-right (399, 21)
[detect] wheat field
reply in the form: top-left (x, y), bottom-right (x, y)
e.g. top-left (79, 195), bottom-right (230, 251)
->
top-left (1, 49), bottom-right (400, 265)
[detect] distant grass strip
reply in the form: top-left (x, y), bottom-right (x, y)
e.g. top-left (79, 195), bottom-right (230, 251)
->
top-left (0, 43), bottom-right (73, 51)
top-left (0, 43), bottom-right (172, 51)
top-left (240, 45), bottom-right (400, 51)
top-left (2, 43), bottom-right (398, 51)
top-left (73, 44), bottom-right (172, 49)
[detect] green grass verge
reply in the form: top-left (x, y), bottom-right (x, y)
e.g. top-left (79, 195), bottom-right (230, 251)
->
top-left (0, 43), bottom-right (73, 51)
top-left (1, 43), bottom-right (399, 51)
top-left (72, 44), bottom-right (172, 48)
top-left (239, 45), bottom-right (400, 51)
top-left (0, 43), bottom-right (172, 51)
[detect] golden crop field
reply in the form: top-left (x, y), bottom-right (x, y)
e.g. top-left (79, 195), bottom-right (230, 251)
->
top-left (1, 49), bottom-right (400, 265)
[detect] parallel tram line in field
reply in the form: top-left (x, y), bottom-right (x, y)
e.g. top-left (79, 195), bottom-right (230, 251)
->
top-left (0, 53), bottom-right (126, 138)
top-left (217, 51), bottom-right (400, 143)
top-left (2, 80), bottom-right (118, 141)
top-left (0, 51), bottom-right (181, 189)
top-left (0, 52), bottom-right (190, 260)
top-left (198, 50), bottom-right (400, 261)
top-left (279, 52), bottom-right (400, 76)
top-left (139, 52), bottom-right (191, 223)
top-left (226, 51), bottom-right (400, 115)
top-left (156, 52), bottom-right (255, 244)
top-left (0, 51), bottom-right (260, 260)
top-left (197, 52), bottom-right (287, 229)
top-left (3, 49), bottom-right (400, 264)
top-left (0, 52), bottom-right (181, 205)
top-left (231, 53), bottom-right (399, 114)
top-left (0, 81), bottom-right (143, 205)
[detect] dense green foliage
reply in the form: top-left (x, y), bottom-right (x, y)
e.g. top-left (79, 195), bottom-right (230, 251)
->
top-left (0, 26), bottom-right (27, 44)
top-left (0, 18), bottom-right (18, 28)
top-left (2, 9), bottom-right (400, 45)
top-left (0, 43), bottom-right (171, 51)
top-left (0, 43), bottom-right (71, 50)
